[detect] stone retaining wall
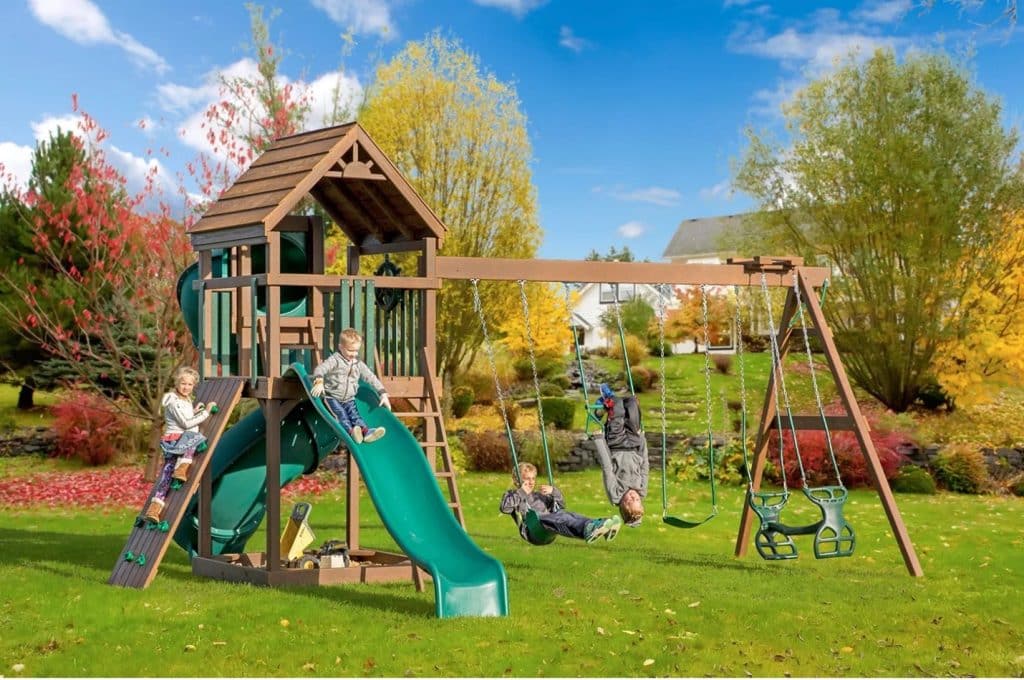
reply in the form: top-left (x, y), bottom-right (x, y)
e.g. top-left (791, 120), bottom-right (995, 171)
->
top-left (0, 427), bottom-right (57, 457)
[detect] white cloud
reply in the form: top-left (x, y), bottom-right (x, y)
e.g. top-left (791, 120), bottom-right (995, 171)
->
top-left (617, 221), bottom-right (647, 239)
top-left (723, 0), bottom-right (758, 6)
top-left (596, 185), bottom-right (681, 207)
top-left (729, 23), bottom-right (899, 74)
top-left (107, 144), bottom-right (175, 196)
top-left (559, 26), bottom-right (592, 53)
top-left (168, 58), bottom-right (364, 166)
top-left (31, 114), bottom-right (85, 143)
top-left (311, 0), bottom-right (396, 39)
top-left (28, 0), bottom-right (170, 74)
top-left (0, 142), bottom-right (34, 190)
top-left (853, 0), bottom-right (912, 24)
top-left (472, 0), bottom-right (547, 17)
top-left (699, 179), bottom-right (733, 200)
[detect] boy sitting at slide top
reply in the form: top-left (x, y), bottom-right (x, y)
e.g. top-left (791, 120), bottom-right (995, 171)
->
top-left (311, 328), bottom-right (391, 443)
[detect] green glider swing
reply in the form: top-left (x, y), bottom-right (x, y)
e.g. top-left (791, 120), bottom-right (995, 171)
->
top-left (472, 279), bottom-right (558, 546)
top-left (659, 284), bottom-right (719, 529)
top-left (737, 272), bottom-right (855, 560)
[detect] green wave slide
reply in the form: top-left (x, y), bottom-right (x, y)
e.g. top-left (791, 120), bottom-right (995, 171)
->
top-left (173, 265), bottom-right (508, 618)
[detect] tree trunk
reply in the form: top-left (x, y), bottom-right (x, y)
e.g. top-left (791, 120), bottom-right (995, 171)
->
top-left (17, 383), bottom-right (34, 410)
top-left (143, 423), bottom-right (162, 483)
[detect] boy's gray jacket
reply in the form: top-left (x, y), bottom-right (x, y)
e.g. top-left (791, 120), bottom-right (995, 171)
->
top-left (499, 486), bottom-right (566, 516)
top-left (312, 352), bottom-right (386, 401)
top-left (593, 434), bottom-right (649, 505)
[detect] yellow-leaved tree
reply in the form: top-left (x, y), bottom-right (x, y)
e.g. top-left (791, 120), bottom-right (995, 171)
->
top-left (933, 212), bottom-right (1024, 408)
top-left (498, 282), bottom-right (572, 359)
top-left (358, 33), bottom-right (541, 382)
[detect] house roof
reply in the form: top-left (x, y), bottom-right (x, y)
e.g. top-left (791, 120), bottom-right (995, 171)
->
top-left (189, 122), bottom-right (446, 246)
top-left (662, 213), bottom-right (748, 259)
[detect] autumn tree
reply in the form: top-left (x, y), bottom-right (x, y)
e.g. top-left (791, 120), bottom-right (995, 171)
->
top-left (932, 212), bottom-right (1024, 407)
top-left (599, 296), bottom-right (655, 346)
top-left (498, 282), bottom-right (571, 360)
top-left (359, 33), bottom-right (541, 382)
top-left (586, 245), bottom-right (637, 262)
top-left (665, 287), bottom-right (733, 351)
top-left (734, 48), bottom-right (1024, 411)
top-left (0, 104), bottom-right (194, 425)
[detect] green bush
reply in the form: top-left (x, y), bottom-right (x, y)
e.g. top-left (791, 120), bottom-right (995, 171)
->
top-left (451, 385), bottom-right (474, 418)
top-left (540, 397), bottom-right (575, 430)
top-left (1010, 475), bottom-right (1024, 497)
top-left (550, 374), bottom-right (572, 390)
top-left (538, 382), bottom-right (565, 397)
top-left (666, 437), bottom-right (746, 486)
top-left (917, 378), bottom-right (955, 411)
top-left (446, 434), bottom-right (468, 475)
top-left (461, 431), bottom-right (512, 472)
top-left (512, 356), bottom-right (563, 382)
top-left (514, 430), bottom-right (576, 471)
top-left (932, 444), bottom-right (989, 494)
top-left (647, 338), bottom-right (673, 357)
top-left (609, 333), bottom-right (649, 367)
top-left (630, 365), bottom-right (657, 393)
top-left (890, 465), bottom-right (937, 494)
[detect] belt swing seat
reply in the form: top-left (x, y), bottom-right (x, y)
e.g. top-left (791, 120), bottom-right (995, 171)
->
top-left (472, 279), bottom-right (559, 546)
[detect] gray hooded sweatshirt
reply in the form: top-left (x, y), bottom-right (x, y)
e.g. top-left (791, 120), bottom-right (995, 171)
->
top-left (312, 352), bottom-right (386, 402)
top-left (594, 434), bottom-right (650, 505)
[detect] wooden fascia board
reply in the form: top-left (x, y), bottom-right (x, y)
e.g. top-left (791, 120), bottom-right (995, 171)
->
top-left (262, 125), bottom-right (360, 232)
top-left (353, 126), bottom-right (447, 244)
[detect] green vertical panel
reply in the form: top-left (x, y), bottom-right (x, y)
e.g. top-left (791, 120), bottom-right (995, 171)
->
top-left (364, 281), bottom-right (376, 372)
top-left (339, 280), bottom-right (350, 335)
top-left (196, 282), bottom-right (205, 381)
top-left (402, 290), bottom-right (411, 376)
top-left (250, 278), bottom-right (258, 386)
top-left (321, 291), bottom-right (331, 357)
top-left (352, 279), bottom-right (364, 355)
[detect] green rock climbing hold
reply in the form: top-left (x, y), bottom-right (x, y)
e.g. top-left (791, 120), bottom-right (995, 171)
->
top-left (171, 479), bottom-right (183, 491)
top-left (135, 553), bottom-right (146, 566)
top-left (158, 521), bottom-right (170, 532)
top-left (125, 551), bottom-right (135, 561)
top-left (209, 405), bottom-right (219, 414)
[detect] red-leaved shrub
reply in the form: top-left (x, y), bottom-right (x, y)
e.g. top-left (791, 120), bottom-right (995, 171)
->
top-left (765, 405), bottom-right (909, 488)
top-left (51, 391), bottom-right (133, 466)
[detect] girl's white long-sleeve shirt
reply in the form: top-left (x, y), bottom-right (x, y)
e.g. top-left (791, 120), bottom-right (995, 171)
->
top-left (161, 392), bottom-right (211, 435)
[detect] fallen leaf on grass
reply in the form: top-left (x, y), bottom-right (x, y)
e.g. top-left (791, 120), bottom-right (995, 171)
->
top-left (184, 644), bottom-right (196, 652)
top-left (664, 609), bottom-right (675, 615)
top-left (280, 619), bottom-right (290, 627)
top-left (596, 627), bottom-right (606, 636)
top-left (643, 659), bottom-right (655, 666)
top-left (12, 663), bottom-right (25, 673)
top-left (212, 641), bottom-right (226, 646)
top-left (622, 630), bottom-right (636, 635)
top-left (302, 663), bottom-right (315, 671)
top-left (688, 601), bottom-right (701, 608)
top-left (840, 646), bottom-right (854, 653)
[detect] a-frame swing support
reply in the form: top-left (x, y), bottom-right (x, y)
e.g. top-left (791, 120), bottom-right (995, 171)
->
top-left (733, 267), bottom-right (923, 577)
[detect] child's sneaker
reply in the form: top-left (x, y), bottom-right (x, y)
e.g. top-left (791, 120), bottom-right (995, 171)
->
top-left (584, 518), bottom-right (608, 543)
top-left (351, 427), bottom-right (364, 444)
top-left (363, 427), bottom-right (386, 443)
top-left (144, 498), bottom-right (165, 523)
top-left (604, 515), bottom-right (624, 541)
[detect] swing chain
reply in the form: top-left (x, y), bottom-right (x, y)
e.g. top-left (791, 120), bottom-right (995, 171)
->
top-left (700, 285), bottom-right (714, 439)
top-left (471, 280), bottom-right (514, 450)
top-left (791, 272), bottom-right (843, 486)
top-left (734, 287), bottom-right (747, 420)
top-left (760, 272), bottom-right (800, 489)
top-left (518, 281), bottom-right (548, 432)
top-left (657, 296), bottom-right (667, 453)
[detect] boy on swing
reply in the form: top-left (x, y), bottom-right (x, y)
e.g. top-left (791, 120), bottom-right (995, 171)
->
top-left (594, 384), bottom-right (648, 527)
top-left (500, 462), bottom-right (623, 543)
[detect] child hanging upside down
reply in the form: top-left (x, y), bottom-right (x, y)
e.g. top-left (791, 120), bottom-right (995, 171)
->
top-left (594, 384), bottom-right (648, 527)
top-left (310, 328), bottom-right (391, 443)
top-left (145, 367), bottom-right (216, 522)
top-left (500, 462), bottom-right (622, 543)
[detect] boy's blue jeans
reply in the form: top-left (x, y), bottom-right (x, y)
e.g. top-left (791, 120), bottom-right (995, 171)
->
top-left (538, 510), bottom-right (591, 540)
top-left (324, 397), bottom-right (367, 432)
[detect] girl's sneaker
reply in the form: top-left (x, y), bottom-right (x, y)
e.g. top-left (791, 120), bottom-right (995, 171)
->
top-left (363, 427), bottom-right (386, 443)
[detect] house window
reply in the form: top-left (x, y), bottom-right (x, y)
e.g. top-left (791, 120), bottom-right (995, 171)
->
top-left (599, 283), bottom-right (636, 304)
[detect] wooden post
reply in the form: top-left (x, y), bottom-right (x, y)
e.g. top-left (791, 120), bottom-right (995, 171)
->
top-left (735, 289), bottom-right (798, 557)
top-left (267, 232), bottom-right (282, 378)
top-left (264, 399), bottom-right (282, 571)
top-left (795, 271), bottom-right (923, 577)
top-left (420, 238), bottom-right (437, 380)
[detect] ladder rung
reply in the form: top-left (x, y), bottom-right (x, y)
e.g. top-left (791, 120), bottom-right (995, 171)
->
top-left (447, 502), bottom-right (460, 509)
top-left (435, 471), bottom-right (454, 479)
top-left (394, 411), bottom-right (441, 418)
top-left (419, 441), bottom-right (446, 448)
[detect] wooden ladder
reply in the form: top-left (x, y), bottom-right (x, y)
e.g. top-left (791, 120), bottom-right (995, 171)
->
top-left (108, 378), bottom-right (246, 588)
top-left (391, 353), bottom-right (464, 528)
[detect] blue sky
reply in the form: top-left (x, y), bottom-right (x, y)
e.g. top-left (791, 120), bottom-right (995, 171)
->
top-left (0, 0), bottom-right (1020, 261)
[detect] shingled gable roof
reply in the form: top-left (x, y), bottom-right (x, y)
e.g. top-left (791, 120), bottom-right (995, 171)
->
top-left (189, 122), bottom-right (446, 246)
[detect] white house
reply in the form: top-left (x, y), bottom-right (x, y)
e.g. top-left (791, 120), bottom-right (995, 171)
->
top-left (570, 281), bottom-right (679, 353)
top-left (569, 213), bottom-right (751, 353)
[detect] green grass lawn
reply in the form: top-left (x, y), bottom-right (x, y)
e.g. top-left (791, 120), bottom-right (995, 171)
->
top-left (1, 466), bottom-right (1022, 677)
top-left (0, 384), bottom-right (59, 430)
